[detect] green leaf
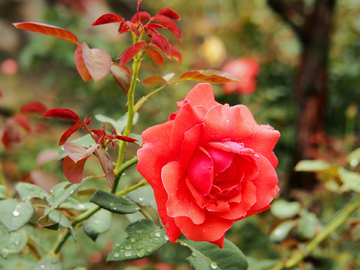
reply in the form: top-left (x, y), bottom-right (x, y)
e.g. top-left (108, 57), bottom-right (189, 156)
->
top-left (269, 220), bottom-right (297, 242)
top-left (15, 182), bottom-right (49, 201)
top-left (129, 133), bottom-right (143, 146)
top-left (47, 196), bottom-right (86, 211)
top-left (127, 185), bottom-right (157, 210)
top-left (107, 219), bottom-right (167, 261)
top-left (270, 200), bottom-right (301, 219)
top-left (90, 190), bottom-right (140, 214)
top-left (45, 181), bottom-right (84, 216)
top-left (116, 113), bottom-right (139, 133)
top-left (95, 114), bottom-right (118, 128)
top-left (83, 209), bottom-right (111, 241)
top-left (294, 160), bottom-right (331, 172)
top-left (347, 147), bottom-right (360, 167)
top-left (297, 210), bottom-right (319, 239)
top-left (0, 185), bottom-right (5, 200)
top-left (0, 199), bottom-right (33, 232)
top-left (49, 210), bottom-right (76, 241)
top-left (0, 225), bottom-right (27, 258)
top-left (178, 235), bottom-right (248, 270)
top-left (23, 225), bottom-right (50, 252)
top-left (33, 256), bottom-right (64, 270)
top-left (58, 134), bottom-right (95, 160)
top-left (338, 167), bottom-right (360, 192)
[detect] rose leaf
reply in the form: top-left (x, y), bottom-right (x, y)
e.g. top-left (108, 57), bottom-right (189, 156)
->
top-left (107, 219), bottom-right (167, 261)
top-left (178, 235), bottom-right (248, 270)
top-left (0, 225), bottom-right (27, 259)
top-left (0, 200), bottom-right (34, 232)
top-left (90, 190), bottom-right (140, 214)
top-left (15, 182), bottom-right (49, 201)
top-left (83, 209), bottom-right (112, 242)
top-left (33, 256), bottom-right (64, 270)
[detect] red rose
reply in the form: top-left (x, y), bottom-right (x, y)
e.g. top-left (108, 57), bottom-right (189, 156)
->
top-left (222, 58), bottom-right (260, 95)
top-left (137, 83), bottom-right (279, 248)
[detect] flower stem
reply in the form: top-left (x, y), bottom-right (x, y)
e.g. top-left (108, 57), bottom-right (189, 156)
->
top-left (270, 194), bottom-right (360, 270)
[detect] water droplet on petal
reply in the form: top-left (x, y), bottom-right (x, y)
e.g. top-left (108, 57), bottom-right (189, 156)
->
top-left (12, 211), bottom-right (19, 217)
top-left (210, 262), bottom-right (218, 269)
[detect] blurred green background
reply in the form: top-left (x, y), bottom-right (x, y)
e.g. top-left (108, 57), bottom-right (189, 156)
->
top-left (0, 0), bottom-right (360, 269)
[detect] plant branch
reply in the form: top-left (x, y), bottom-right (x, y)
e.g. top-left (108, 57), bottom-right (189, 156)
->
top-left (270, 194), bottom-right (360, 270)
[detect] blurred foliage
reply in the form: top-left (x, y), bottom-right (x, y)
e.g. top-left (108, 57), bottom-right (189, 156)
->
top-left (1, 0), bottom-right (360, 269)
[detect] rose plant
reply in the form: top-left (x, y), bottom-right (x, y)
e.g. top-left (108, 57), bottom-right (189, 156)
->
top-left (0, 1), bottom-right (284, 269)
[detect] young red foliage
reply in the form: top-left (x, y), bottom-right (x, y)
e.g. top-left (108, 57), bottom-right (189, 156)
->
top-left (63, 156), bottom-right (86, 184)
top-left (20, 102), bottom-right (47, 114)
top-left (74, 46), bottom-right (92, 82)
top-left (63, 142), bottom-right (99, 163)
top-left (59, 122), bottom-right (84, 146)
top-left (157, 7), bottom-right (180, 20)
top-left (110, 63), bottom-right (131, 95)
top-left (81, 42), bottom-right (112, 82)
top-left (117, 42), bottom-right (148, 66)
top-left (153, 15), bottom-right (182, 41)
top-left (131, 12), bottom-right (151, 24)
top-left (145, 49), bottom-right (164, 67)
top-left (95, 148), bottom-right (114, 188)
top-left (168, 44), bottom-right (182, 65)
top-left (41, 108), bottom-right (80, 122)
top-left (150, 35), bottom-right (171, 58)
top-left (90, 13), bottom-right (124, 27)
top-left (115, 135), bottom-right (138, 143)
top-left (180, 70), bottom-right (238, 84)
top-left (142, 76), bottom-right (167, 87)
top-left (13, 22), bottom-right (79, 46)
top-left (13, 114), bottom-right (32, 132)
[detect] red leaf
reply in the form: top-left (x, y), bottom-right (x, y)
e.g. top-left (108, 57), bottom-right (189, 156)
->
top-left (110, 63), bottom-right (131, 95)
top-left (150, 35), bottom-right (171, 58)
top-left (131, 12), bottom-right (151, 23)
top-left (90, 13), bottom-right (124, 27)
top-left (137, 0), bottom-right (142, 13)
top-left (13, 22), bottom-right (79, 46)
top-left (145, 49), bottom-right (164, 67)
top-left (37, 150), bottom-right (59, 167)
top-left (169, 44), bottom-right (182, 65)
top-left (41, 108), bottom-right (80, 122)
top-left (117, 42), bottom-right (147, 66)
top-left (131, 24), bottom-right (140, 37)
top-left (13, 114), bottom-right (31, 132)
top-left (59, 122), bottom-right (84, 145)
top-left (180, 70), bottom-right (238, 84)
top-left (95, 148), bottom-right (114, 188)
top-left (144, 26), bottom-right (159, 38)
top-left (157, 7), bottom-right (180, 20)
top-left (147, 23), bottom-right (165, 29)
top-left (115, 135), bottom-right (138, 143)
top-left (153, 14), bottom-right (181, 41)
top-left (142, 76), bottom-right (167, 87)
top-left (20, 102), bottom-right (47, 114)
top-left (63, 142), bottom-right (99, 163)
top-left (74, 46), bottom-right (92, 82)
top-left (63, 156), bottom-right (86, 184)
top-left (81, 42), bottom-right (112, 82)
top-left (119, 21), bottom-right (131, 35)
top-left (1, 130), bottom-right (12, 149)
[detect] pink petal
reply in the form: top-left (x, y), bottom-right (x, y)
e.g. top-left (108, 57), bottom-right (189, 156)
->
top-left (162, 161), bottom-right (206, 224)
top-left (187, 147), bottom-right (213, 196)
top-left (183, 83), bottom-right (218, 110)
top-left (205, 147), bottom-right (234, 174)
top-left (174, 212), bottom-right (233, 243)
top-left (247, 156), bottom-right (279, 212)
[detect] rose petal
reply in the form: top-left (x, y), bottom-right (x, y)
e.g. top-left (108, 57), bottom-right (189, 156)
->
top-left (170, 102), bottom-right (203, 153)
top-left (187, 147), bottom-right (213, 196)
top-left (162, 161), bottom-right (206, 224)
top-left (202, 104), bottom-right (253, 143)
top-left (206, 147), bottom-right (234, 174)
top-left (247, 156), bottom-right (279, 212)
top-left (180, 123), bottom-right (203, 168)
top-left (183, 83), bottom-right (218, 110)
top-left (186, 177), bottom-right (207, 209)
top-left (233, 155), bottom-right (259, 181)
top-left (214, 162), bottom-right (238, 184)
top-left (137, 121), bottom-right (181, 241)
top-left (174, 212), bottom-right (233, 243)
top-left (214, 181), bottom-right (256, 219)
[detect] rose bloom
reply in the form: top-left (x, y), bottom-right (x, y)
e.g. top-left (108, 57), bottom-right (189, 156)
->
top-left (137, 83), bottom-right (280, 248)
top-left (1, 59), bottom-right (19, 75)
top-left (222, 58), bottom-right (259, 95)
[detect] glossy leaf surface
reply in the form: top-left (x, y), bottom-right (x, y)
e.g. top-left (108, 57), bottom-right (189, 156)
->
top-left (83, 209), bottom-right (111, 241)
top-left (15, 182), bottom-right (49, 201)
top-left (0, 200), bottom-right (33, 232)
top-left (90, 190), bottom-right (139, 214)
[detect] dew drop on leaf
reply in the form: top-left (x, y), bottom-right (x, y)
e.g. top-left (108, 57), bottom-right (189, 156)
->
top-left (12, 210), bottom-right (20, 216)
top-left (155, 231), bottom-right (161, 237)
top-left (114, 252), bottom-right (119, 258)
top-left (136, 250), bottom-right (145, 257)
top-left (210, 262), bottom-right (218, 269)
top-left (124, 251), bottom-right (132, 257)
top-left (164, 235), bottom-right (169, 241)
top-left (130, 238), bottom-right (136, 243)
top-left (125, 245), bottom-right (132, 250)
top-left (146, 247), bottom-right (152, 253)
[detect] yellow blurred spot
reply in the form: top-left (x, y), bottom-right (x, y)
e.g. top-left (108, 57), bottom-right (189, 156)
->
top-left (200, 36), bottom-right (227, 67)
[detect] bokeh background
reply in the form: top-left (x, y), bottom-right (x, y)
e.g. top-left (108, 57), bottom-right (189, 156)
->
top-left (0, 0), bottom-right (360, 269)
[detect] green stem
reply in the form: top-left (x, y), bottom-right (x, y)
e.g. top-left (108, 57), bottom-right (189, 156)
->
top-left (270, 194), bottom-right (360, 270)
top-left (50, 179), bottom-right (147, 256)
